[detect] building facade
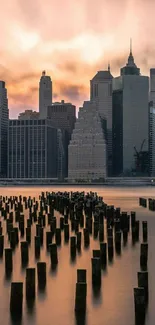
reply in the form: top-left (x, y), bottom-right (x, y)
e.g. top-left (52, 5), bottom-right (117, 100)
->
top-left (149, 105), bottom-right (155, 176)
top-left (90, 68), bottom-right (113, 175)
top-left (39, 71), bottom-right (52, 119)
top-left (18, 110), bottom-right (39, 120)
top-left (8, 119), bottom-right (60, 179)
top-left (0, 81), bottom-right (9, 177)
top-left (150, 69), bottom-right (155, 106)
top-left (68, 101), bottom-right (107, 181)
top-left (47, 100), bottom-right (76, 177)
top-left (112, 49), bottom-right (149, 176)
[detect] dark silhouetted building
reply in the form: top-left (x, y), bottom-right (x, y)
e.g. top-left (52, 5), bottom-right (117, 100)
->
top-left (0, 81), bottom-right (9, 177)
top-left (47, 100), bottom-right (76, 176)
top-left (112, 47), bottom-right (149, 176)
top-left (39, 71), bottom-right (52, 119)
top-left (90, 67), bottom-right (113, 176)
top-left (8, 119), bottom-right (63, 179)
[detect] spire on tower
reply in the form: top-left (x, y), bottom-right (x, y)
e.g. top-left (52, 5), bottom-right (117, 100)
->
top-left (108, 63), bottom-right (110, 72)
top-left (130, 38), bottom-right (132, 55)
top-left (42, 70), bottom-right (46, 76)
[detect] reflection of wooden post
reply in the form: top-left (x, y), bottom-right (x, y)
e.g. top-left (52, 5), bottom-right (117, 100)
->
top-left (10, 282), bottom-right (23, 316)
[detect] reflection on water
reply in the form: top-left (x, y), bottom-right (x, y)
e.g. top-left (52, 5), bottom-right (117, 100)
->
top-left (0, 186), bottom-right (154, 325)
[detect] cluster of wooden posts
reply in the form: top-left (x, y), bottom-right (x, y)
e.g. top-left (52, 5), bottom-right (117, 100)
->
top-left (139, 196), bottom-right (155, 211)
top-left (0, 192), bottom-right (149, 322)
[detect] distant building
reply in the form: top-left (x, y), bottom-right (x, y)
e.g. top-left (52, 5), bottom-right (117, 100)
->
top-left (39, 71), bottom-right (52, 119)
top-left (18, 110), bottom-right (39, 120)
top-left (68, 101), bottom-right (107, 181)
top-left (47, 100), bottom-right (76, 177)
top-left (8, 119), bottom-right (64, 179)
top-left (90, 68), bottom-right (113, 176)
top-left (150, 69), bottom-right (155, 106)
top-left (0, 81), bottom-right (9, 177)
top-left (149, 104), bottom-right (155, 176)
top-left (112, 46), bottom-right (149, 176)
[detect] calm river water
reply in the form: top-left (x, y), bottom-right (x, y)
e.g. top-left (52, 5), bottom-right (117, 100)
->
top-left (0, 185), bottom-right (155, 325)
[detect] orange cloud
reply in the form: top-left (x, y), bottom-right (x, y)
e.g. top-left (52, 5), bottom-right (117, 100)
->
top-left (0, 0), bottom-right (155, 117)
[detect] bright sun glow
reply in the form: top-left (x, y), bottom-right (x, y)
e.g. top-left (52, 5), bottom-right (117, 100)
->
top-left (12, 25), bottom-right (40, 52)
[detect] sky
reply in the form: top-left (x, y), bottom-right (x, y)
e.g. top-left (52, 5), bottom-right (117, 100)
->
top-left (1, 0), bottom-right (155, 118)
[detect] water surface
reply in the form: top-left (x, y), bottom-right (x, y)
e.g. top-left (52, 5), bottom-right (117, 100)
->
top-left (0, 185), bottom-right (154, 325)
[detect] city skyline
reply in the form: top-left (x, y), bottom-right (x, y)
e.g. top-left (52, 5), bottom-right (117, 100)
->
top-left (1, 0), bottom-right (155, 118)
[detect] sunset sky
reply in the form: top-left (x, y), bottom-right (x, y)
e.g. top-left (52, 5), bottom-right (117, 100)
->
top-left (1, 0), bottom-right (155, 118)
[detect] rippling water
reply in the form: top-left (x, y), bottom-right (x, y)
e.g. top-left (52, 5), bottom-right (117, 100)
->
top-left (0, 185), bottom-right (155, 325)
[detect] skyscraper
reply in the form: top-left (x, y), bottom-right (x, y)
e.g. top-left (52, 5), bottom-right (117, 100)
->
top-left (0, 81), bottom-right (9, 177)
top-left (149, 103), bottom-right (155, 176)
top-left (39, 71), bottom-right (52, 119)
top-left (90, 68), bottom-right (113, 175)
top-left (112, 45), bottom-right (149, 176)
top-left (8, 119), bottom-right (61, 179)
top-left (47, 100), bottom-right (76, 177)
top-left (68, 101), bottom-right (107, 181)
top-left (150, 69), bottom-right (155, 106)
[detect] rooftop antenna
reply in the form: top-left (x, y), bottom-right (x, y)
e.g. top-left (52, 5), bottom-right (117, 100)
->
top-left (42, 70), bottom-right (46, 76)
top-left (108, 62), bottom-right (110, 72)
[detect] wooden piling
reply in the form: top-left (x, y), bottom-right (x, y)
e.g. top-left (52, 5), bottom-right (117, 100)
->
top-left (26, 268), bottom-right (35, 300)
top-left (10, 282), bottom-right (23, 317)
top-left (37, 262), bottom-right (46, 289)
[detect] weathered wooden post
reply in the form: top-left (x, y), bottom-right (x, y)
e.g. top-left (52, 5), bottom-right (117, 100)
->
top-left (100, 242), bottom-right (107, 266)
top-left (49, 243), bottom-right (58, 266)
top-left (10, 282), bottom-right (23, 317)
top-left (75, 269), bottom-right (87, 312)
top-left (70, 236), bottom-right (76, 257)
top-left (35, 236), bottom-right (41, 258)
top-left (134, 287), bottom-right (146, 323)
top-left (140, 243), bottom-right (148, 269)
top-left (91, 257), bottom-right (101, 286)
top-left (26, 227), bottom-right (31, 243)
top-left (56, 228), bottom-right (61, 246)
top-left (5, 248), bottom-right (13, 274)
top-left (83, 228), bottom-right (90, 247)
top-left (138, 271), bottom-right (148, 303)
top-left (46, 231), bottom-right (52, 250)
top-left (115, 231), bottom-right (121, 252)
top-left (37, 262), bottom-right (46, 289)
top-left (142, 221), bottom-right (148, 242)
top-left (76, 232), bottom-right (81, 251)
top-left (21, 241), bottom-right (29, 265)
top-left (107, 236), bottom-right (113, 260)
top-left (0, 235), bottom-right (4, 256)
top-left (26, 268), bottom-right (35, 301)
top-left (64, 224), bottom-right (69, 242)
